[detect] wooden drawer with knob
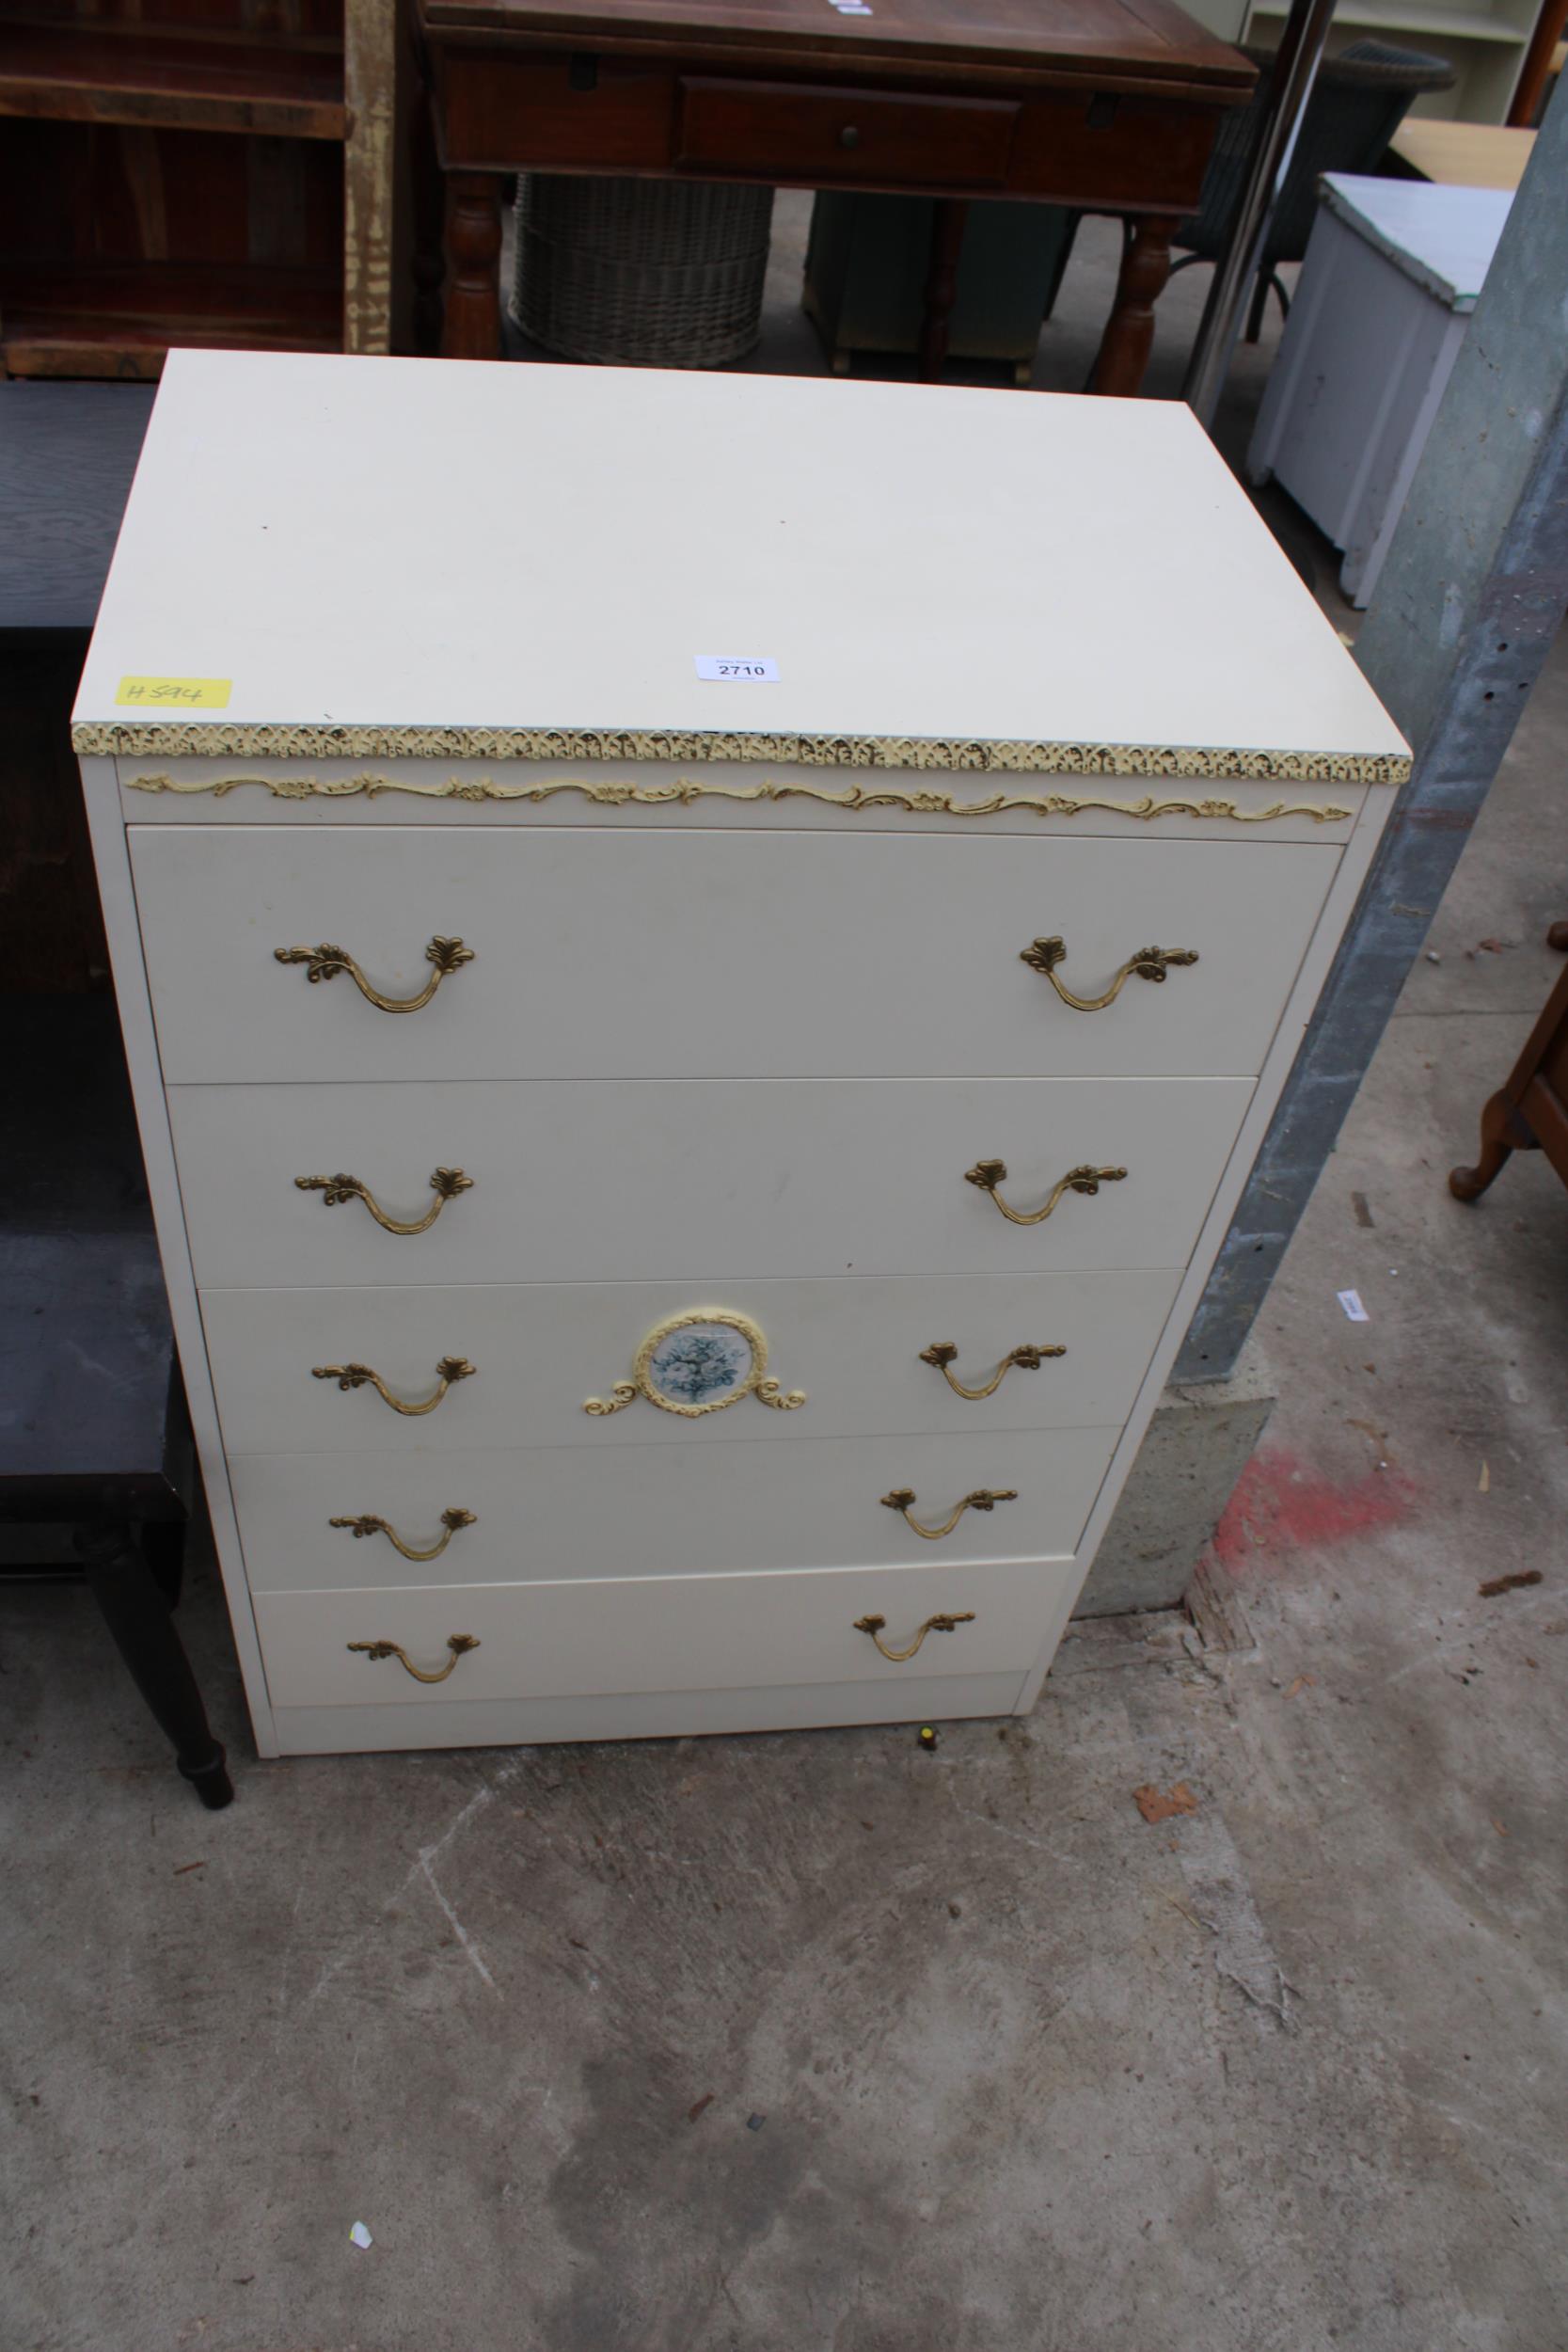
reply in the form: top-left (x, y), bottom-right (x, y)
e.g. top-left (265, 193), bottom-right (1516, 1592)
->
top-left (673, 78), bottom-right (1020, 186)
top-left (251, 1554), bottom-right (1076, 1713)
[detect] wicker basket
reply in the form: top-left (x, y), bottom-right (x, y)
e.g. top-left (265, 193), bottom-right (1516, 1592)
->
top-left (510, 176), bottom-right (775, 368)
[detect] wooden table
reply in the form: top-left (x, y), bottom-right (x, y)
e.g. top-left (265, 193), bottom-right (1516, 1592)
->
top-left (1389, 119), bottom-right (1536, 191)
top-left (1451, 924), bottom-right (1568, 1206)
top-left (0, 386), bottom-right (232, 1807)
top-left (412, 0), bottom-right (1253, 388)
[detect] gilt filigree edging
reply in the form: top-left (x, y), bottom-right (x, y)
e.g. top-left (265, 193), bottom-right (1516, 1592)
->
top-left (78, 719), bottom-right (1408, 787)
top-left (119, 771), bottom-right (1362, 823)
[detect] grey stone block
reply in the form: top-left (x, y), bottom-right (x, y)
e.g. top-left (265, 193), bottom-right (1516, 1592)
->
top-left (1073, 1353), bottom-right (1275, 1617)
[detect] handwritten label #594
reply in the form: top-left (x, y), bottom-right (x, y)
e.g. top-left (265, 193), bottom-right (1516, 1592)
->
top-left (694, 656), bottom-right (780, 683)
top-left (116, 675), bottom-right (232, 709)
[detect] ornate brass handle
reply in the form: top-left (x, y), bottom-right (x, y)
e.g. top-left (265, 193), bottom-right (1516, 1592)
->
top-left (965, 1158), bottom-right (1127, 1225)
top-left (311, 1355), bottom-right (476, 1415)
top-left (346, 1633), bottom-right (481, 1684)
top-left (274, 934), bottom-right (474, 1012)
top-left (329, 1507), bottom-right (477, 1561)
top-left (853, 1611), bottom-right (976, 1661)
top-left (881, 1487), bottom-right (1017, 1540)
top-left (919, 1341), bottom-right (1065, 1398)
top-left (1021, 934), bottom-right (1197, 1011)
top-left (295, 1166), bottom-right (474, 1234)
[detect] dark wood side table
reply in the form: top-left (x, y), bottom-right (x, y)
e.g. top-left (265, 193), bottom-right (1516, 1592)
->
top-left (411, 0), bottom-right (1253, 388)
top-left (1, 383), bottom-right (232, 1808)
top-left (1449, 924), bottom-right (1568, 1205)
top-left (2, 1002), bottom-right (233, 1809)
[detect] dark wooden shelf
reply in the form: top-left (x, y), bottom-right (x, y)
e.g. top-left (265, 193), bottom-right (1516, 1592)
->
top-left (0, 22), bottom-right (346, 140)
top-left (0, 262), bottom-right (342, 380)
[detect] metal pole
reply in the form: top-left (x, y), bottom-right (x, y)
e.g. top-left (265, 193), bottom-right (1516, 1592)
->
top-left (1181, 0), bottom-right (1338, 428)
top-left (1175, 73), bottom-right (1568, 1380)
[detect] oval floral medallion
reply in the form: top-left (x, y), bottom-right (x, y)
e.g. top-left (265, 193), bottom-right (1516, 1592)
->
top-left (583, 1309), bottom-right (806, 1418)
top-left (645, 1318), bottom-right (755, 1410)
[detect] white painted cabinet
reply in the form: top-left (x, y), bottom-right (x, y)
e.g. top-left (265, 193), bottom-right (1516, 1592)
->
top-left (75, 350), bottom-right (1408, 1758)
top-left (1249, 174), bottom-right (1513, 609)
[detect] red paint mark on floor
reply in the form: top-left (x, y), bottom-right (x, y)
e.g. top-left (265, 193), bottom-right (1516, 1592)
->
top-left (1211, 1445), bottom-right (1417, 1576)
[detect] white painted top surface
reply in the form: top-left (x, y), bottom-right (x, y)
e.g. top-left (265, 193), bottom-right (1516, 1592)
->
top-left (1320, 173), bottom-right (1514, 313)
top-left (75, 348), bottom-right (1406, 763)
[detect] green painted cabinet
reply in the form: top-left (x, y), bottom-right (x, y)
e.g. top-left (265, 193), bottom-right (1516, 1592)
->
top-left (802, 194), bottom-right (1080, 383)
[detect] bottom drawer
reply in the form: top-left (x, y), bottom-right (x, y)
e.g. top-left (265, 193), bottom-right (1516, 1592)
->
top-left (254, 1555), bottom-right (1074, 1711)
top-left (268, 1672), bottom-right (1029, 1755)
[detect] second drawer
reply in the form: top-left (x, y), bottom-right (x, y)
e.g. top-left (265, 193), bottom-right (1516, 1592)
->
top-left (170, 1076), bottom-right (1252, 1287)
top-left (230, 1429), bottom-right (1118, 1591)
top-left (199, 1270), bottom-right (1179, 1454)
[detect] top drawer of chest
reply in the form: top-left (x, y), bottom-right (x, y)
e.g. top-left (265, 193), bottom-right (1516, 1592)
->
top-left (128, 825), bottom-right (1340, 1085)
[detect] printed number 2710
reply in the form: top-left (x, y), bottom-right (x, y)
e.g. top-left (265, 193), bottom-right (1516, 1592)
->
top-left (694, 655), bottom-right (780, 683)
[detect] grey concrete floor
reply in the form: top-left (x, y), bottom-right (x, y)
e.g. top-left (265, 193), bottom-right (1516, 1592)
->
top-left (7, 216), bottom-right (1568, 2352)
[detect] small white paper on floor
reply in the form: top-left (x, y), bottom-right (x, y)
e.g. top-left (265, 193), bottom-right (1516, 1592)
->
top-left (1338, 1289), bottom-right (1370, 1323)
top-left (693, 656), bottom-right (780, 682)
top-left (349, 2221), bottom-right (373, 2250)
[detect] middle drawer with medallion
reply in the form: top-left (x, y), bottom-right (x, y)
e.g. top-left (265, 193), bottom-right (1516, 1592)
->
top-left (198, 1270), bottom-right (1180, 1455)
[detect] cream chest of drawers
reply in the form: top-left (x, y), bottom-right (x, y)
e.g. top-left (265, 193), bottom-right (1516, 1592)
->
top-left (73, 350), bottom-right (1408, 1758)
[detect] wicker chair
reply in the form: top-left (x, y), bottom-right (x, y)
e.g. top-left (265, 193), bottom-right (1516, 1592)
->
top-left (1170, 38), bottom-right (1457, 342)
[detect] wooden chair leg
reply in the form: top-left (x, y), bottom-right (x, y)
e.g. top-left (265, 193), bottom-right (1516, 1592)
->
top-left (1089, 216), bottom-right (1173, 397)
top-left (74, 1522), bottom-right (233, 1808)
top-left (1244, 268), bottom-right (1271, 344)
top-left (917, 198), bottom-right (970, 383)
top-left (1449, 1089), bottom-right (1532, 1202)
top-left (440, 171), bottom-right (503, 360)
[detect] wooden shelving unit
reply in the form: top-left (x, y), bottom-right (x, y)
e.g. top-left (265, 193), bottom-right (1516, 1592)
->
top-left (0, 2), bottom-right (396, 379)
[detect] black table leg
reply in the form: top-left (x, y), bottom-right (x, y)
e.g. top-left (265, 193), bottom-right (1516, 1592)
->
top-left (74, 1522), bottom-right (234, 1809)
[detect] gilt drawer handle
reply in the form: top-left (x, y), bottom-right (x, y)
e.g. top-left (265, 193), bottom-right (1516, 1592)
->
top-left (1021, 934), bottom-right (1197, 1011)
top-left (346, 1633), bottom-right (481, 1683)
top-left (881, 1487), bottom-right (1017, 1540)
top-left (295, 1166), bottom-right (474, 1234)
top-left (853, 1611), bottom-right (976, 1662)
top-left (329, 1507), bottom-right (477, 1561)
top-left (965, 1158), bottom-right (1127, 1225)
top-left (274, 934), bottom-right (475, 1012)
top-left (919, 1341), bottom-right (1066, 1398)
top-left (311, 1355), bottom-right (476, 1415)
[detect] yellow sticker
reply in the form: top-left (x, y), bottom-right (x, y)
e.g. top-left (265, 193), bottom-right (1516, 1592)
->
top-left (116, 676), bottom-right (231, 709)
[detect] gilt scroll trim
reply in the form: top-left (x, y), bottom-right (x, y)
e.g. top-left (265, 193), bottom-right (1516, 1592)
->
top-left (121, 768), bottom-right (1365, 817)
top-left (918, 1342), bottom-right (1067, 1398)
top-left (346, 1633), bottom-right (481, 1684)
top-left (965, 1159), bottom-right (1128, 1225)
top-left (853, 1611), bottom-right (977, 1662)
top-left (881, 1487), bottom-right (1018, 1541)
top-left (329, 1508), bottom-right (477, 1561)
top-left (311, 1356), bottom-right (476, 1416)
top-left (295, 1167), bottom-right (474, 1234)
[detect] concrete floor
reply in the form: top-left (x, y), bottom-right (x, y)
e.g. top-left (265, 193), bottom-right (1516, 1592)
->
top-left (7, 218), bottom-right (1568, 2352)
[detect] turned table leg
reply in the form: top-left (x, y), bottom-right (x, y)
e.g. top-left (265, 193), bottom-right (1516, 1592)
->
top-left (440, 171), bottom-right (504, 360)
top-left (1091, 215), bottom-right (1173, 398)
top-left (75, 1522), bottom-right (234, 1809)
top-left (1449, 1090), bottom-right (1534, 1200)
top-left (918, 199), bottom-right (970, 384)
